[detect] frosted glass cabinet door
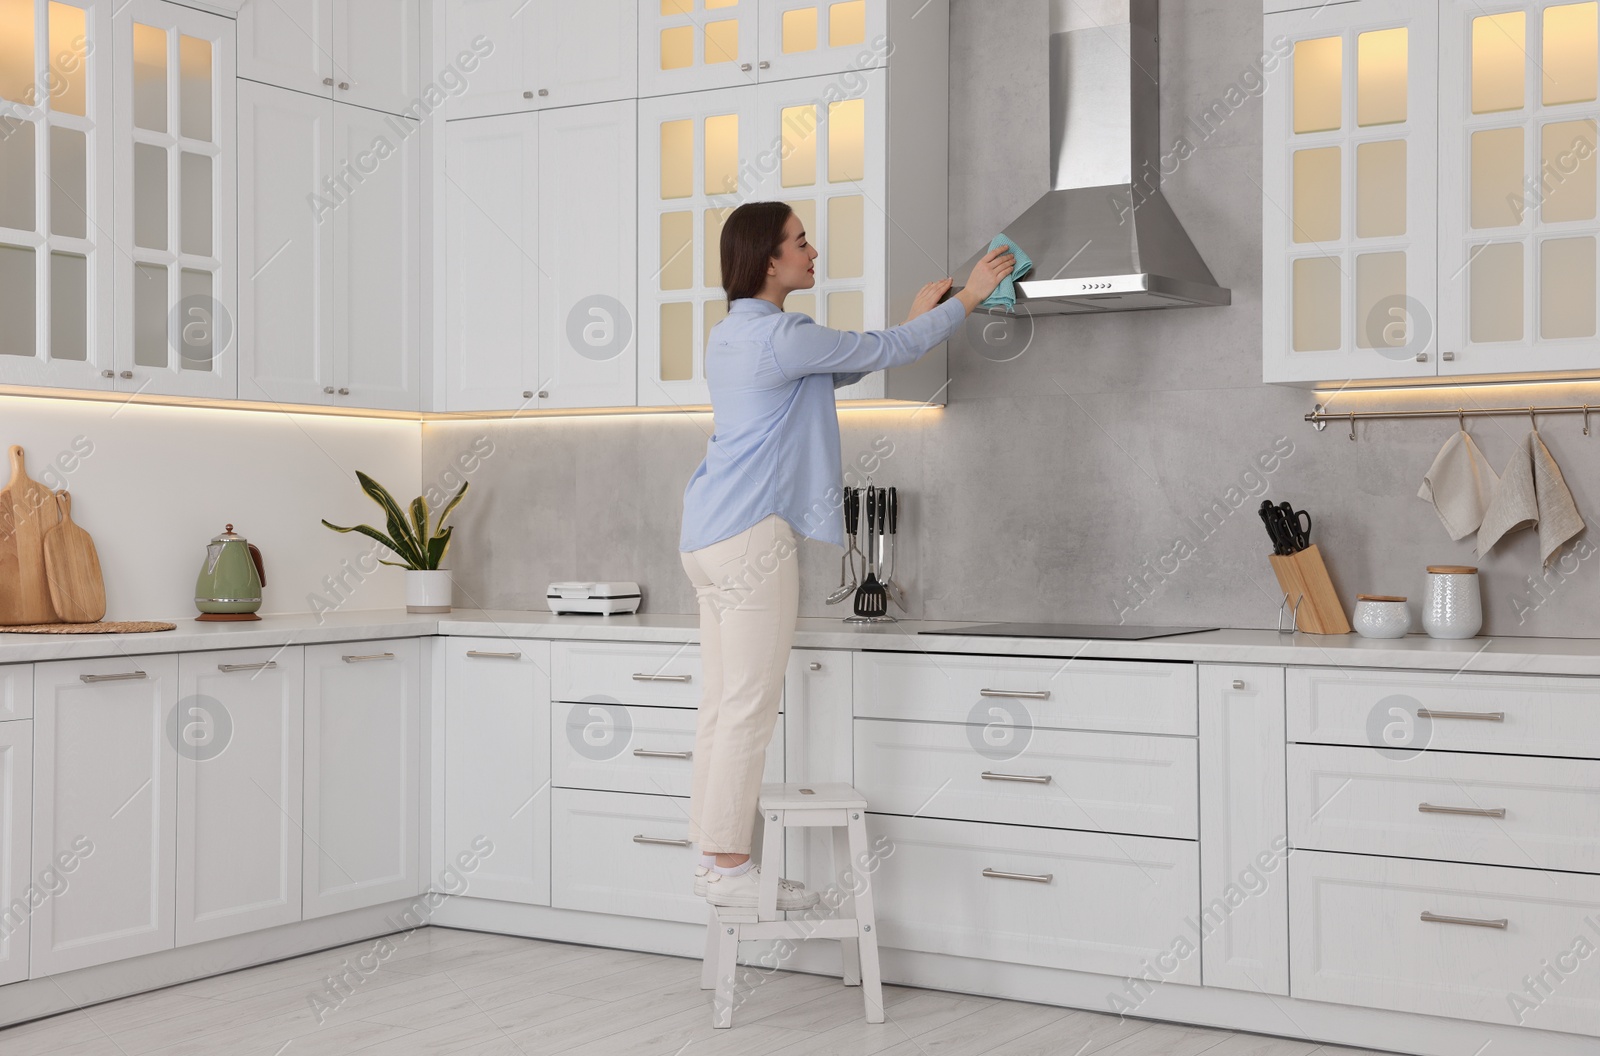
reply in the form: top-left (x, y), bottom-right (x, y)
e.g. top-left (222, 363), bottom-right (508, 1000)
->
top-left (1439, 0), bottom-right (1600, 376)
top-left (113, 0), bottom-right (237, 399)
top-left (0, 0), bottom-right (114, 391)
top-left (757, 0), bottom-right (886, 82)
top-left (1262, 0), bottom-right (1439, 385)
top-left (237, 80), bottom-right (336, 407)
top-left (639, 0), bottom-right (760, 97)
top-left (444, 112), bottom-right (539, 410)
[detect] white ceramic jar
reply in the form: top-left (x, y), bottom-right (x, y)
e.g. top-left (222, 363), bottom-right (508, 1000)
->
top-left (1422, 565), bottom-right (1482, 639)
top-left (1352, 595), bottom-right (1412, 638)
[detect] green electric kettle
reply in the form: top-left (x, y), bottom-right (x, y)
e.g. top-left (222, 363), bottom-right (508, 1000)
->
top-left (195, 524), bottom-right (266, 621)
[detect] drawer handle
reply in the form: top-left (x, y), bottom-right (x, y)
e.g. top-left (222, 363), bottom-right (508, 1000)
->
top-left (632, 673), bottom-right (692, 683)
top-left (1416, 708), bottom-right (1505, 722)
top-left (1418, 802), bottom-right (1507, 818)
top-left (982, 867), bottom-right (1053, 884)
top-left (342, 652), bottom-right (396, 663)
top-left (79, 670), bottom-right (147, 683)
top-left (980, 771), bottom-right (1052, 785)
top-left (466, 650), bottom-right (522, 660)
top-left (633, 748), bottom-right (692, 760)
top-left (1420, 910), bottom-right (1508, 930)
top-left (217, 661), bottom-right (277, 672)
top-left (978, 688), bottom-right (1050, 700)
top-left (633, 834), bottom-right (691, 847)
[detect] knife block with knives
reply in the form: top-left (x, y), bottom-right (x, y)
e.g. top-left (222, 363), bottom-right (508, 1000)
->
top-left (1260, 500), bottom-right (1349, 634)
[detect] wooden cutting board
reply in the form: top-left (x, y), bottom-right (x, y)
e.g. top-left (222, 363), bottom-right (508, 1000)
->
top-left (0, 446), bottom-right (59, 625)
top-left (44, 491), bottom-right (105, 623)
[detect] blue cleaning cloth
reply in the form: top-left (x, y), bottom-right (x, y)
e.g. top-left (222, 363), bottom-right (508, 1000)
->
top-left (978, 234), bottom-right (1033, 312)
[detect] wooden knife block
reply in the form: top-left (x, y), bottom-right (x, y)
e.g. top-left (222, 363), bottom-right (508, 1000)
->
top-left (1268, 544), bottom-right (1350, 634)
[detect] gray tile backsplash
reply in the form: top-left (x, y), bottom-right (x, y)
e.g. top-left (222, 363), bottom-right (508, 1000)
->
top-left (423, 0), bottom-right (1600, 638)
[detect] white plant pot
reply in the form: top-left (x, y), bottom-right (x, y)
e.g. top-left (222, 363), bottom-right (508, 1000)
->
top-left (405, 569), bottom-right (453, 613)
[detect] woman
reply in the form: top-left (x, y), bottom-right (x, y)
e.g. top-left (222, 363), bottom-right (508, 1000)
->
top-left (679, 201), bottom-right (1015, 909)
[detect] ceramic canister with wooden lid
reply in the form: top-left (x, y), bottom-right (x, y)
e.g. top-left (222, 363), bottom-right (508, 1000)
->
top-left (1422, 566), bottom-right (1482, 639)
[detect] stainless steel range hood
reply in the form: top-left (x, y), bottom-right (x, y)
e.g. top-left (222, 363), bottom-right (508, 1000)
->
top-left (960, 0), bottom-right (1230, 315)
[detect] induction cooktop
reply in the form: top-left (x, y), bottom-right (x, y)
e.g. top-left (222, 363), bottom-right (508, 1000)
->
top-left (918, 623), bottom-right (1216, 641)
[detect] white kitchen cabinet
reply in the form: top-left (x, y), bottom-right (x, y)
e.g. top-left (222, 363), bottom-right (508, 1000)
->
top-left (30, 655), bottom-right (177, 976)
top-left (550, 787), bottom-right (705, 924)
top-left (443, 638), bottom-right (550, 906)
top-left (756, 0), bottom-right (887, 82)
top-left (239, 81), bottom-right (421, 411)
top-left (639, 0), bottom-right (760, 97)
top-left (638, 57), bottom-right (947, 407)
top-left (303, 639), bottom-right (421, 919)
top-left (550, 640), bottom-right (707, 708)
top-left (0, 720), bottom-right (32, 987)
top-left (1437, 0), bottom-right (1600, 377)
top-left (175, 648), bottom-right (304, 946)
top-left (1262, 0), bottom-right (1439, 384)
top-left (551, 701), bottom-right (782, 797)
top-left (0, 0), bottom-right (115, 391)
top-left (238, 0), bottom-right (420, 117)
top-left (443, 0), bottom-right (636, 119)
top-left (113, 0), bottom-right (237, 400)
top-left (783, 649), bottom-right (851, 894)
top-left (1197, 665), bottom-right (1289, 996)
top-left (0, 665), bottom-right (31, 723)
top-left (444, 101), bottom-right (635, 411)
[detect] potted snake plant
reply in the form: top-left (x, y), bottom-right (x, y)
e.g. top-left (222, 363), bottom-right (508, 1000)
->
top-left (322, 471), bottom-right (468, 613)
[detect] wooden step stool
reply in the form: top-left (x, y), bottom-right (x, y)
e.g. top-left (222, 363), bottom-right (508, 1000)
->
top-left (700, 782), bottom-right (883, 1028)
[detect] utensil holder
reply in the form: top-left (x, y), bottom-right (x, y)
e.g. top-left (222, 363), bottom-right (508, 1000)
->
top-left (1267, 544), bottom-right (1350, 634)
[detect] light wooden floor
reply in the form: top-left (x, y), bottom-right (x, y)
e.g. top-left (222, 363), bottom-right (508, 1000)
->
top-left (0, 927), bottom-right (1405, 1056)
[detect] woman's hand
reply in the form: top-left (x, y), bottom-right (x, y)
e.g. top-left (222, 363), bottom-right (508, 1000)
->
top-left (903, 278), bottom-right (954, 323)
top-left (955, 246), bottom-right (1017, 314)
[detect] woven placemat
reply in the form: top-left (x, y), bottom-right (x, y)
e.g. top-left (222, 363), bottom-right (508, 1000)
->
top-left (0, 621), bottom-right (178, 634)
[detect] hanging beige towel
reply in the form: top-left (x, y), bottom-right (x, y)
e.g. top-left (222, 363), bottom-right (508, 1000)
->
top-left (1418, 430), bottom-right (1498, 540)
top-left (1476, 431), bottom-right (1586, 565)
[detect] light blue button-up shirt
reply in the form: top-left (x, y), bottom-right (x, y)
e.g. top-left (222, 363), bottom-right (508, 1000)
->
top-left (680, 296), bottom-right (965, 552)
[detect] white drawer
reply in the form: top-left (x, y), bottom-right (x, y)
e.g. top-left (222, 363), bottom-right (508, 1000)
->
top-left (551, 640), bottom-right (770, 710)
top-left (1287, 667), bottom-right (1600, 759)
top-left (550, 788), bottom-right (706, 924)
top-left (854, 718), bottom-right (1197, 839)
top-left (869, 814), bottom-right (1200, 982)
top-left (1289, 849), bottom-right (1600, 1036)
top-left (0, 664), bottom-right (31, 722)
top-left (854, 651), bottom-right (1196, 735)
top-left (551, 702), bottom-right (782, 797)
top-left (1288, 744), bottom-right (1600, 874)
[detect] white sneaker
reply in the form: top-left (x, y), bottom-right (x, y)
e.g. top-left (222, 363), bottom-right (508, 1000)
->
top-left (695, 864), bottom-right (810, 898)
top-left (704, 865), bottom-right (820, 910)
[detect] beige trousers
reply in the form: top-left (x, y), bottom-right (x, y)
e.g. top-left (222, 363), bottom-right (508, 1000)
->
top-left (680, 513), bottom-right (800, 854)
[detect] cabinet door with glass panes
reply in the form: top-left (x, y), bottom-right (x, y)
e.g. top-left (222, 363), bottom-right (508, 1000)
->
top-left (0, 0), bottom-right (114, 391)
top-left (757, 0), bottom-right (883, 83)
top-left (639, 0), bottom-right (760, 97)
top-left (638, 86), bottom-right (759, 407)
top-left (1438, 0), bottom-right (1600, 376)
top-left (754, 69), bottom-right (886, 396)
top-left (114, 0), bottom-right (236, 399)
top-left (1262, 0), bottom-right (1439, 385)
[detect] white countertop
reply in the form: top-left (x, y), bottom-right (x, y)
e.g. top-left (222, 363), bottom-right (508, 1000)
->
top-left (3, 608), bottom-right (1600, 677)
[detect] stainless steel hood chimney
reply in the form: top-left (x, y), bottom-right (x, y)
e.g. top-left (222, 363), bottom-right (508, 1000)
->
top-left (960, 0), bottom-right (1230, 315)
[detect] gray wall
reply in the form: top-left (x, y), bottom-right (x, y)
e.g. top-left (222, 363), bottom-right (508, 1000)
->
top-left (423, 0), bottom-right (1600, 638)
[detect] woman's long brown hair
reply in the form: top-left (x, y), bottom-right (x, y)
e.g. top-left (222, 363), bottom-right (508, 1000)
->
top-left (719, 201), bottom-right (795, 306)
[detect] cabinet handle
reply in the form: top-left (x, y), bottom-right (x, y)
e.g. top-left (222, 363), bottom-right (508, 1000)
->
top-left (524, 90), bottom-right (534, 99)
top-left (632, 673), bottom-right (692, 683)
top-left (1416, 708), bottom-right (1505, 722)
top-left (1418, 802), bottom-right (1506, 818)
top-left (982, 867), bottom-right (1053, 884)
top-left (1442, 351), bottom-right (1456, 361)
top-left (1231, 679), bottom-right (1245, 690)
top-left (633, 748), bottom-right (692, 760)
top-left (323, 76), bottom-right (335, 86)
top-left (218, 661), bottom-right (277, 672)
top-left (758, 60), bottom-right (770, 69)
top-left (537, 88), bottom-right (549, 96)
top-left (337, 387), bottom-right (350, 396)
top-left (101, 369), bottom-right (114, 378)
top-left (537, 389), bottom-right (548, 398)
top-left (324, 386), bottom-right (335, 394)
top-left (980, 771), bottom-right (1051, 785)
top-left (633, 834), bottom-right (691, 847)
top-left (808, 661), bottom-right (821, 670)
top-left (522, 390), bottom-right (534, 399)
top-left (119, 370), bottom-right (133, 379)
top-left (740, 62), bottom-right (752, 71)
top-left (338, 81), bottom-right (349, 90)
top-left (1420, 910), bottom-right (1507, 930)
top-left (80, 670), bottom-right (148, 683)
top-left (978, 687), bottom-right (1049, 700)
top-left (342, 652), bottom-right (396, 663)
top-left (1415, 352), bottom-right (1429, 362)
top-left (466, 650), bottom-right (522, 659)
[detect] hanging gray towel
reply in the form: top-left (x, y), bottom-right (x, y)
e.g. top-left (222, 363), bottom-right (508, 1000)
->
top-left (1476, 430), bottom-right (1586, 566)
top-left (1418, 430), bottom-right (1498, 541)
